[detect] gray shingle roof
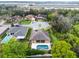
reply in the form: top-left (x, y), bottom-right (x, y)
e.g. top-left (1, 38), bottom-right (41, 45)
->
top-left (30, 30), bottom-right (50, 40)
top-left (8, 27), bottom-right (28, 38)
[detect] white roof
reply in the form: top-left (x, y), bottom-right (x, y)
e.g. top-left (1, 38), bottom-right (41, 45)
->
top-left (0, 26), bottom-right (8, 35)
top-left (30, 21), bottom-right (50, 30)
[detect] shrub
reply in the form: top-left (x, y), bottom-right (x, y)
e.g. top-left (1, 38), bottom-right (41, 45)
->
top-left (25, 49), bottom-right (47, 56)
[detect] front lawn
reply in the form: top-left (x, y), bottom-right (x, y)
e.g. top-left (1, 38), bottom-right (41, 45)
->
top-left (19, 20), bottom-right (31, 25)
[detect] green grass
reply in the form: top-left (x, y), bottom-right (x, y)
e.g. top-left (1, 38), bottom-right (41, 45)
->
top-left (47, 29), bottom-right (58, 43)
top-left (19, 20), bottom-right (31, 25)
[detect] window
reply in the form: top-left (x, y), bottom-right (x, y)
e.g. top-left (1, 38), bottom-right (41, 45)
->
top-left (36, 40), bottom-right (45, 43)
top-left (41, 40), bottom-right (45, 43)
top-left (36, 40), bottom-right (40, 43)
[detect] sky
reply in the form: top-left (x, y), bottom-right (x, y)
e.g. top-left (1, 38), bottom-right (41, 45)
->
top-left (0, 0), bottom-right (79, 1)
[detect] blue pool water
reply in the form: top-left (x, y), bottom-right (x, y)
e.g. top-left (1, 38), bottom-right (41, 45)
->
top-left (1, 35), bottom-right (12, 43)
top-left (37, 45), bottom-right (48, 50)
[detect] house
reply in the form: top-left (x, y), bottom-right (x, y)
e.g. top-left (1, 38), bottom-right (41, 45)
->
top-left (30, 21), bottom-right (50, 30)
top-left (30, 30), bottom-right (51, 50)
top-left (0, 20), bottom-right (5, 25)
top-left (35, 16), bottom-right (45, 21)
top-left (7, 26), bottom-right (29, 39)
top-left (0, 25), bottom-right (9, 35)
top-left (0, 25), bottom-right (9, 40)
top-left (0, 15), bottom-right (11, 20)
top-left (25, 15), bottom-right (35, 21)
top-left (11, 15), bottom-right (22, 22)
top-left (35, 14), bottom-right (46, 21)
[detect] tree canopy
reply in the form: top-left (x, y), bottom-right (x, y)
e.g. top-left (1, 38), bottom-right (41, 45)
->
top-left (52, 41), bottom-right (76, 58)
top-left (1, 38), bottom-right (29, 58)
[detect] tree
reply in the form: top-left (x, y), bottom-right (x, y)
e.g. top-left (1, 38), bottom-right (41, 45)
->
top-left (25, 49), bottom-right (47, 56)
top-left (2, 38), bottom-right (29, 58)
top-left (0, 44), bottom-right (2, 58)
top-left (65, 33), bottom-right (79, 47)
top-left (51, 15), bottom-right (72, 33)
top-left (65, 33), bottom-right (79, 57)
top-left (73, 14), bottom-right (79, 24)
top-left (47, 11), bottom-right (58, 21)
top-left (57, 9), bottom-right (68, 16)
top-left (73, 24), bottom-right (79, 37)
top-left (52, 41), bottom-right (76, 58)
top-left (12, 10), bottom-right (25, 17)
top-left (73, 45), bottom-right (79, 57)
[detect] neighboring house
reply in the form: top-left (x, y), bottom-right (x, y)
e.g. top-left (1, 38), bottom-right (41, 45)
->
top-left (0, 26), bottom-right (9, 35)
top-left (35, 16), bottom-right (45, 21)
top-left (11, 15), bottom-right (22, 22)
top-left (7, 26), bottom-right (29, 39)
top-left (30, 30), bottom-right (51, 50)
top-left (35, 14), bottom-right (46, 21)
top-left (30, 21), bottom-right (50, 30)
top-left (0, 20), bottom-right (5, 25)
top-left (25, 15), bottom-right (35, 21)
top-left (0, 15), bottom-right (11, 20)
top-left (0, 26), bottom-right (9, 39)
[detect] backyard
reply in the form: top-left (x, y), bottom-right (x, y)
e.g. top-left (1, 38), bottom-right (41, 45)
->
top-left (19, 20), bottom-right (31, 25)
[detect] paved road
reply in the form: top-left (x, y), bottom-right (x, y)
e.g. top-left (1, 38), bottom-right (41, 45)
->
top-left (27, 54), bottom-right (52, 58)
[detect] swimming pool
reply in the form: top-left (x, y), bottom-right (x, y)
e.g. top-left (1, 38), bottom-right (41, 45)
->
top-left (1, 35), bottom-right (12, 43)
top-left (37, 45), bottom-right (48, 50)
